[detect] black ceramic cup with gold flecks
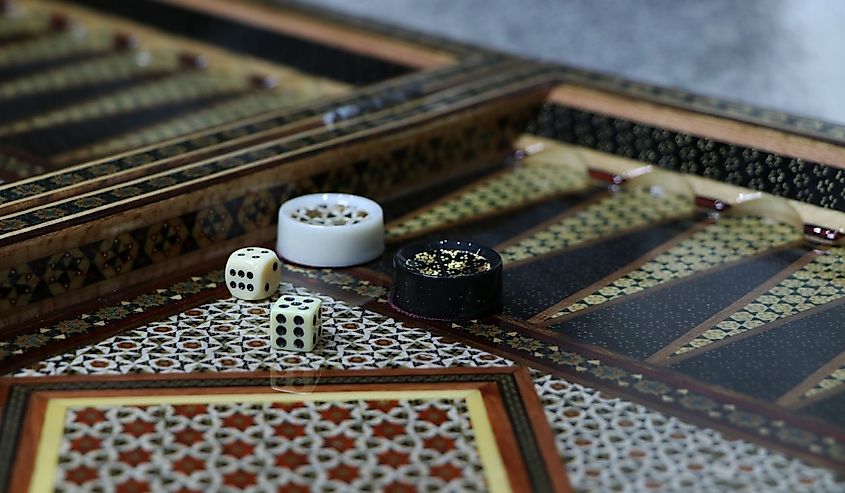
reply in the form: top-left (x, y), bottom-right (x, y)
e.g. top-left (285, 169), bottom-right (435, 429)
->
top-left (389, 239), bottom-right (502, 320)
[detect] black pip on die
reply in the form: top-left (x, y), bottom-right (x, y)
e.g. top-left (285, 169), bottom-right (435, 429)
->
top-left (271, 295), bottom-right (322, 352)
top-left (225, 247), bottom-right (281, 300)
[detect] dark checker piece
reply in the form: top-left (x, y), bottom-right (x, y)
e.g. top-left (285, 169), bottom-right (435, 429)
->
top-left (389, 239), bottom-right (502, 321)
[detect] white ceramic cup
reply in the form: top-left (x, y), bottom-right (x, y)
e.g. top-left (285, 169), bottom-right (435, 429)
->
top-left (276, 193), bottom-right (384, 267)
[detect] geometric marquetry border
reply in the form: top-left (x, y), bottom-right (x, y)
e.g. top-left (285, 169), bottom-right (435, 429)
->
top-left (0, 54), bottom-right (498, 207)
top-left (0, 270), bottom-right (226, 374)
top-left (0, 367), bottom-right (571, 493)
top-left (2, 58), bottom-right (544, 238)
top-left (0, 88), bottom-right (536, 322)
top-left (66, 0), bottom-right (415, 86)
top-left (556, 67), bottom-right (845, 145)
top-left (528, 103), bottom-right (845, 212)
top-left (4, 251), bottom-right (844, 474)
top-left (284, 265), bottom-right (845, 471)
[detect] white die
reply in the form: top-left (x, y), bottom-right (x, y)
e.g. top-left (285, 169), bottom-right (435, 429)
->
top-left (270, 295), bottom-right (322, 352)
top-left (225, 247), bottom-right (281, 300)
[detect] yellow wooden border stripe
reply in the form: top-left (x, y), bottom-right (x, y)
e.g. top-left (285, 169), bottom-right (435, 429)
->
top-left (464, 389), bottom-right (511, 493)
top-left (29, 401), bottom-right (67, 493)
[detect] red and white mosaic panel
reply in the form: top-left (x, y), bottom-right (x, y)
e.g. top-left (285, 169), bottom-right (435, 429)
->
top-left (57, 398), bottom-right (486, 493)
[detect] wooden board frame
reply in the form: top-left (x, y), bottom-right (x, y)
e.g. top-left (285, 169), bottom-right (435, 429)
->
top-left (0, 2), bottom-right (844, 484)
top-left (0, 367), bottom-right (572, 493)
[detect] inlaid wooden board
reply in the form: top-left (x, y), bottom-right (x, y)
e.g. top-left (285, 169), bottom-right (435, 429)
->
top-left (277, 139), bottom-right (845, 473)
top-left (5, 137), bottom-right (844, 477)
top-left (0, 367), bottom-right (570, 493)
top-left (1, 0), bottom-right (845, 490)
top-left (0, 0), bottom-right (556, 335)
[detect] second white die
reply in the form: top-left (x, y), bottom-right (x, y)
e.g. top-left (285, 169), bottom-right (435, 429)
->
top-left (270, 295), bottom-right (322, 352)
top-left (225, 247), bottom-right (281, 300)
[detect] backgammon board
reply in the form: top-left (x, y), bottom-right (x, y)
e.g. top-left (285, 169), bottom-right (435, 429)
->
top-left (0, 0), bottom-right (844, 491)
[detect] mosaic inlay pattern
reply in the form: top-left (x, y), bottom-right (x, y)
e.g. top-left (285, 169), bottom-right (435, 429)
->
top-left (293, 266), bottom-right (845, 467)
top-left (557, 66), bottom-right (845, 145)
top-left (0, 105), bottom-right (527, 319)
top-left (0, 182), bottom-right (290, 313)
top-left (17, 283), bottom-right (507, 376)
top-left (453, 320), bottom-right (845, 469)
top-left (77, 90), bottom-right (338, 161)
top-left (0, 30), bottom-right (108, 67)
top-left (385, 155), bottom-right (587, 240)
top-left (0, 272), bottom-right (223, 358)
top-left (0, 51), bottom-right (173, 99)
top-left (0, 71), bottom-right (246, 135)
top-left (0, 154), bottom-right (43, 180)
top-left (0, 53), bottom-right (494, 204)
top-left (535, 373), bottom-right (845, 493)
top-left (529, 103), bottom-right (845, 211)
top-left (56, 397), bottom-right (485, 492)
top-left (673, 248), bottom-right (845, 357)
top-left (0, 64), bottom-right (542, 236)
top-left (499, 188), bottom-right (693, 264)
top-left (549, 215), bottom-right (803, 318)
top-left (806, 363), bottom-right (845, 400)
top-left (0, 2), bottom-right (841, 491)
top-left (16, 284), bottom-right (844, 492)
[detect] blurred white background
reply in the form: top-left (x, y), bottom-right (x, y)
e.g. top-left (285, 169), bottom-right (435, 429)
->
top-left (300, 0), bottom-right (845, 124)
